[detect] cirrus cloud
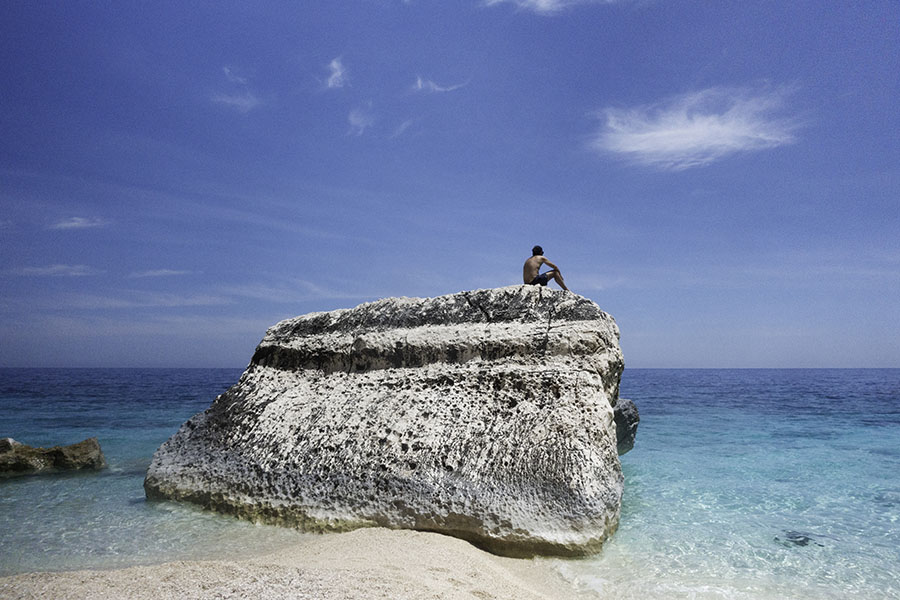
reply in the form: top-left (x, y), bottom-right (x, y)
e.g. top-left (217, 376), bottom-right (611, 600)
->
top-left (49, 216), bottom-right (109, 230)
top-left (591, 85), bottom-right (802, 171)
top-left (222, 66), bottom-right (248, 85)
top-left (326, 57), bottom-right (348, 89)
top-left (391, 118), bottom-right (417, 139)
top-left (348, 104), bottom-right (375, 136)
top-left (212, 66), bottom-right (262, 112)
top-left (128, 269), bottom-right (193, 279)
top-left (211, 91), bottom-right (261, 112)
top-left (17, 264), bottom-right (103, 277)
top-left (484, 0), bottom-right (616, 14)
top-left (412, 76), bottom-right (468, 93)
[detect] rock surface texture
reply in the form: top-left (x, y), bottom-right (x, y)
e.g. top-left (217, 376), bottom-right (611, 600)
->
top-left (145, 286), bottom-right (633, 556)
top-left (0, 437), bottom-right (107, 477)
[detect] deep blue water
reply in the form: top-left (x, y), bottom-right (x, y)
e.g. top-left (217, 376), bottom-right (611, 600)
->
top-left (1, 368), bottom-right (898, 599)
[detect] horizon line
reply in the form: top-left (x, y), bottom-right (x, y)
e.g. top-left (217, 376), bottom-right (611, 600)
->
top-left (1, 366), bottom-right (897, 370)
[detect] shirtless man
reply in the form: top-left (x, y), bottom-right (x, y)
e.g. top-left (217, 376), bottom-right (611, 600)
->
top-left (523, 245), bottom-right (570, 291)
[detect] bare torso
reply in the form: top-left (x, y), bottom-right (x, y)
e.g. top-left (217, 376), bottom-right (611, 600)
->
top-left (523, 255), bottom-right (546, 283)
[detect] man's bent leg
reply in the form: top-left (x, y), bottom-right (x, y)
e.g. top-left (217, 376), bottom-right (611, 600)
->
top-left (552, 270), bottom-right (570, 291)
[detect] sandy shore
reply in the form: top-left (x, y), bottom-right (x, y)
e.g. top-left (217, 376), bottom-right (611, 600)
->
top-left (0, 527), bottom-right (599, 600)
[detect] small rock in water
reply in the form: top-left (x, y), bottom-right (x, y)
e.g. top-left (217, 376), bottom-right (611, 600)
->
top-left (0, 437), bottom-right (107, 477)
top-left (613, 398), bottom-right (639, 455)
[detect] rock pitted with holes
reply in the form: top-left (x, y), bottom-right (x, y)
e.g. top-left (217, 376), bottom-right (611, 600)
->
top-left (144, 285), bottom-right (631, 556)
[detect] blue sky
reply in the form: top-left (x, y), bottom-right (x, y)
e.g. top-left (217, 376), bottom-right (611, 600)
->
top-left (1, 1), bottom-right (898, 368)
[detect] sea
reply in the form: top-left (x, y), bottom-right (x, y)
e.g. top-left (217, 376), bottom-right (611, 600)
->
top-left (0, 368), bottom-right (898, 599)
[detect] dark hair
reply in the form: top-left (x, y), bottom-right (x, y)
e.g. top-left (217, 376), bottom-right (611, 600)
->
top-left (532, 245), bottom-right (543, 256)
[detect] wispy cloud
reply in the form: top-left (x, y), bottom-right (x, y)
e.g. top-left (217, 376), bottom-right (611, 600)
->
top-left (212, 66), bottom-right (262, 112)
top-left (326, 57), bottom-right (348, 89)
top-left (391, 118), bottom-right (417, 139)
top-left (575, 274), bottom-right (632, 292)
top-left (48, 217), bottom-right (108, 230)
top-left (412, 76), bottom-right (468, 93)
top-left (348, 104), bottom-right (374, 136)
top-left (484, 0), bottom-right (615, 14)
top-left (222, 66), bottom-right (248, 85)
top-left (17, 264), bottom-right (103, 277)
top-left (221, 278), bottom-right (375, 303)
top-left (211, 91), bottom-right (261, 112)
top-left (591, 85), bottom-right (801, 171)
top-left (128, 269), bottom-right (193, 279)
top-left (68, 292), bottom-right (229, 309)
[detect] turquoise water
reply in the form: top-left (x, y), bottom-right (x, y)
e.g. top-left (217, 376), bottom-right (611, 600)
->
top-left (1, 369), bottom-right (898, 598)
top-left (0, 369), bottom-right (309, 574)
top-left (557, 369), bottom-right (900, 599)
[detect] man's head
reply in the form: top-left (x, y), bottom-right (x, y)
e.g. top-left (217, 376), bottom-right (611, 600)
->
top-left (532, 245), bottom-right (543, 256)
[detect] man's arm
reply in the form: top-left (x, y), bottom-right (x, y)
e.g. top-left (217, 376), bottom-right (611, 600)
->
top-left (542, 257), bottom-right (561, 272)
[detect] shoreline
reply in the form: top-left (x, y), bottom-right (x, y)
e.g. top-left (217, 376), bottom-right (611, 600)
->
top-left (0, 527), bottom-right (600, 600)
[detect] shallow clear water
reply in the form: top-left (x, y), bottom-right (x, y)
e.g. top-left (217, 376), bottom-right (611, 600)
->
top-left (0, 369), bottom-right (309, 575)
top-left (1, 368), bottom-right (898, 599)
top-left (552, 369), bottom-right (900, 600)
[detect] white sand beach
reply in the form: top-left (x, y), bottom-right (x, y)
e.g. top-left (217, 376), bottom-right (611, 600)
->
top-left (0, 527), bottom-right (598, 600)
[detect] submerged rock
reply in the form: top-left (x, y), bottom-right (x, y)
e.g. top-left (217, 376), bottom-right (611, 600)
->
top-left (775, 530), bottom-right (826, 547)
top-left (145, 285), bottom-right (634, 556)
top-left (0, 437), bottom-right (107, 476)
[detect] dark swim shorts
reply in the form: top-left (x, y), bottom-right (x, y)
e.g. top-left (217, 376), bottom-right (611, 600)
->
top-left (529, 273), bottom-right (552, 286)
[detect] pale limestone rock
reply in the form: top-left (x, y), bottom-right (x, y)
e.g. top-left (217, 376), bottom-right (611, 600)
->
top-left (145, 285), bottom-right (631, 556)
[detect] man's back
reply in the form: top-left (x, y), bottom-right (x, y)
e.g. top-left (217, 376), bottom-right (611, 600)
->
top-left (523, 255), bottom-right (546, 283)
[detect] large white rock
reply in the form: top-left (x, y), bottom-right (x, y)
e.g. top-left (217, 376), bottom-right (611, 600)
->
top-left (145, 285), bottom-right (628, 556)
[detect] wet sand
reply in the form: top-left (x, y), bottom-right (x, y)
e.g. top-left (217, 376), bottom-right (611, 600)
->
top-left (0, 527), bottom-right (599, 600)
